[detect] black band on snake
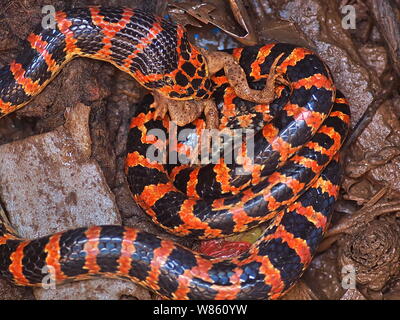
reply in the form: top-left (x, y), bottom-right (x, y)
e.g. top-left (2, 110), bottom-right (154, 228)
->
top-left (0, 7), bottom-right (350, 299)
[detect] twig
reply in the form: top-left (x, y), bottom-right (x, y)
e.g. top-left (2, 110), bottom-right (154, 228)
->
top-left (342, 85), bottom-right (394, 151)
top-left (366, 0), bottom-right (400, 77)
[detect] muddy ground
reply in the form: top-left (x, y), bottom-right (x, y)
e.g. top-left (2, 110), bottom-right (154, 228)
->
top-left (0, 0), bottom-right (399, 300)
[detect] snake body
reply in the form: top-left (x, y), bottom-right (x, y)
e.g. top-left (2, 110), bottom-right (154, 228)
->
top-left (0, 7), bottom-right (350, 299)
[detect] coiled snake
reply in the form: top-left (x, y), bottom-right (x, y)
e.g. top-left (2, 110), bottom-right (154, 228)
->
top-left (0, 7), bottom-right (350, 299)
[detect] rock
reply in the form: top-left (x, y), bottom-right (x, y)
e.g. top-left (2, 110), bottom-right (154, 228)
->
top-left (281, 280), bottom-right (317, 300)
top-left (36, 278), bottom-right (151, 300)
top-left (302, 247), bottom-right (345, 300)
top-left (359, 45), bottom-right (388, 77)
top-left (0, 104), bottom-right (150, 300)
top-left (340, 289), bottom-right (367, 300)
top-left (352, 101), bottom-right (400, 193)
top-left (0, 278), bottom-right (35, 300)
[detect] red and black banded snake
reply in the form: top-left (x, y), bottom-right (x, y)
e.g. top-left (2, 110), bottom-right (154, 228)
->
top-left (0, 6), bottom-right (350, 299)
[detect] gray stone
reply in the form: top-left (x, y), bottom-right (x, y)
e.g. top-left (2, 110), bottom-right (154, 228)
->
top-left (0, 104), bottom-right (150, 300)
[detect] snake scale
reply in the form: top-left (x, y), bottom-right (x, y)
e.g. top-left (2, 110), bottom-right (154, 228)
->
top-left (0, 7), bottom-right (350, 299)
